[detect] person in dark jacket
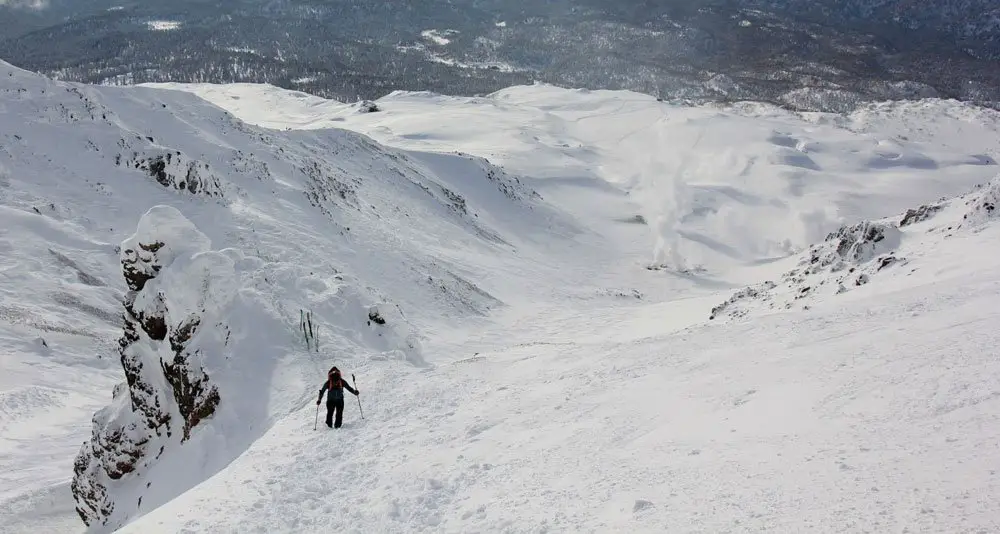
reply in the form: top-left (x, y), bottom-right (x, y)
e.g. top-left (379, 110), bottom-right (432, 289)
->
top-left (317, 366), bottom-right (359, 428)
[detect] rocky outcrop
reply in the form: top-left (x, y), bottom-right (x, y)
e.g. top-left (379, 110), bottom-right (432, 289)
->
top-left (960, 176), bottom-right (1000, 228)
top-left (816, 221), bottom-right (902, 267)
top-left (900, 203), bottom-right (945, 227)
top-left (710, 175), bottom-right (1000, 321)
top-left (115, 149), bottom-right (227, 199)
top-left (710, 220), bottom-right (904, 321)
top-left (71, 206), bottom-right (225, 530)
top-left (69, 204), bottom-right (428, 532)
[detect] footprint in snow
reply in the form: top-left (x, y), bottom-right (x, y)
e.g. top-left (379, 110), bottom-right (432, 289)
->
top-left (732, 389), bottom-right (757, 406)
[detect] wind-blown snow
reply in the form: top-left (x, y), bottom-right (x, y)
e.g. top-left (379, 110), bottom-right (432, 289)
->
top-left (3, 61), bottom-right (1000, 533)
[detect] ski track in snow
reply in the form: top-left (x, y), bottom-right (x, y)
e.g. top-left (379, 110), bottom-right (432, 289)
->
top-left (1, 61), bottom-right (999, 533)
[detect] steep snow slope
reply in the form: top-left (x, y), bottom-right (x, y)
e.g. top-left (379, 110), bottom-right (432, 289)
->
top-left (115, 81), bottom-right (1000, 532)
top-left (3, 64), bottom-right (1000, 534)
top-left (0, 60), bottom-right (617, 533)
top-left (118, 181), bottom-right (1000, 533)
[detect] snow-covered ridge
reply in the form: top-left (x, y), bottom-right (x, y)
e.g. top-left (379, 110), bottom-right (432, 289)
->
top-left (710, 174), bottom-right (1000, 321)
top-left (147, 81), bottom-right (1000, 277)
top-left (0, 59), bottom-right (570, 532)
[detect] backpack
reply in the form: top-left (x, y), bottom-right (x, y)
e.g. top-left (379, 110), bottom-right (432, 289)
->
top-left (329, 375), bottom-right (343, 390)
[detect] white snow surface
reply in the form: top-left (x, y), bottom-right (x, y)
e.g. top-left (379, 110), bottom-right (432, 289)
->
top-left (1, 61), bottom-right (1000, 533)
top-left (145, 21), bottom-right (181, 32)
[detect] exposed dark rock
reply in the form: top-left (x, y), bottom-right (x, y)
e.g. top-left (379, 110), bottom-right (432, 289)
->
top-left (368, 309), bottom-right (386, 325)
top-left (900, 204), bottom-right (944, 227)
top-left (115, 151), bottom-right (226, 199)
top-left (826, 221), bottom-right (900, 264)
top-left (162, 315), bottom-right (221, 442)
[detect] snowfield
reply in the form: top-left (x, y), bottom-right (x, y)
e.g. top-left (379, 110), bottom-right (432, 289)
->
top-left (2, 59), bottom-right (1000, 533)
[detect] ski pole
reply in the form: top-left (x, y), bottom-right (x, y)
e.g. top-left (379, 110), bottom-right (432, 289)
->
top-left (313, 402), bottom-right (319, 430)
top-left (353, 374), bottom-right (364, 419)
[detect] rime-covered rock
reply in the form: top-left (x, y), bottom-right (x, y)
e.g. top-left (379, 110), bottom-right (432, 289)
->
top-left (960, 175), bottom-right (1000, 228)
top-left (711, 175), bottom-right (1000, 322)
top-left (115, 149), bottom-right (227, 199)
top-left (72, 206), bottom-right (231, 530)
top-left (711, 220), bottom-right (905, 321)
top-left (814, 221), bottom-right (902, 268)
top-left (70, 205), bottom-right (426, 532)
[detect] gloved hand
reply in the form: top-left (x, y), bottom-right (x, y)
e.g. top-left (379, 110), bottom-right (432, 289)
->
top-left (316, 400), bottom-right (320, 405)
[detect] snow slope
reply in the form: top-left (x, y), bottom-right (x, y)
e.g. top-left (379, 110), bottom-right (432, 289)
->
top-left (711, 176), bottom-right (1000, 321)
top-left (0, 60), bottom-right (595, 533)
top-left (119, 229), bottom-right (1000, 533)
top-left (2, 64), bottom-right (1000, 533)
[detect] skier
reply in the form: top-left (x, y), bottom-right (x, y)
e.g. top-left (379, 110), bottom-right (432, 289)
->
top-left (316, 366), bottom-right (359, 429)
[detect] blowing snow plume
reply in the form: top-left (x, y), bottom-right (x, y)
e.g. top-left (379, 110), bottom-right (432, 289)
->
top-left (637, 118), bottom-right (696, 272)
top-left (71, 205), bottom-right (422, 532)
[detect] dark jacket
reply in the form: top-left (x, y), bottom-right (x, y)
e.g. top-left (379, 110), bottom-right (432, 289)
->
top-left (318, 375), bottom-right (358, 404)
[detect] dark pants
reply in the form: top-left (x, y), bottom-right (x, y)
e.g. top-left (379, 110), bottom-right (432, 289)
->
top-left (325, 399), bottom-right (345, 428)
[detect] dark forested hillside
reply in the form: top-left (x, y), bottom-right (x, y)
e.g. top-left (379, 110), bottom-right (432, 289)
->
top-left (1, 0), bottom-right (997, 111)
